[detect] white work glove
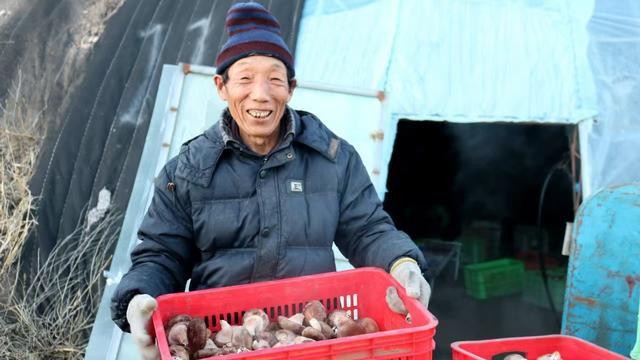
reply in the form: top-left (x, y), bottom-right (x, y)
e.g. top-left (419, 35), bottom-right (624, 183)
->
top-left (387, 257), bottom-right (431, 315)
top-left (126, 294), bottom-right (160, 360)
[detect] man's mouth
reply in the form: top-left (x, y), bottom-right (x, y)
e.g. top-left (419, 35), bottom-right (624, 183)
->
top-left (247, 110), bottom-right (273, 119)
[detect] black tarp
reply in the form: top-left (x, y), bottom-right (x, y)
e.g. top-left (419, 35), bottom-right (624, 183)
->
top-left (27, 0), bottom-right (304, 257)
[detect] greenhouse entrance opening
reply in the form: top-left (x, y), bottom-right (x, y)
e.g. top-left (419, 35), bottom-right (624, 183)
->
top-left (382, 119), bottom-right (578, 357)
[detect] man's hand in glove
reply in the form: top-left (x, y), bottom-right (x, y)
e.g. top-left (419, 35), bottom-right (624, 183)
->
top-left (386, 257), bottom-right (431, 317)
top-left (127, 294), bottom-right (160, 360)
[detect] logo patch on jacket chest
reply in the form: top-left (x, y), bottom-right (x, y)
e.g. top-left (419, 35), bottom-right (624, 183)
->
top-left (288, 180), bottom-right (304, 193)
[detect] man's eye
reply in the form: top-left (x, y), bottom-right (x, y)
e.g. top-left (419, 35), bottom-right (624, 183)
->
top-left (271, 78), bottom-right (283, 82)
top-left (240, 77), bottom-right (250, 80)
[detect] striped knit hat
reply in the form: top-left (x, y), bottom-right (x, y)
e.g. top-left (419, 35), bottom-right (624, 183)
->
top-left (215, 2), bottom-right (294, 77)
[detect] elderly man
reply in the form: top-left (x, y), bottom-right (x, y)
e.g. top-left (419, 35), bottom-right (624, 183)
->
top-left (111, 2), bottom-right (430, 358)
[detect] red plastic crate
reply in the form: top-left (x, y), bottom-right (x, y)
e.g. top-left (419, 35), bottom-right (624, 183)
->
top-left (152, 267), bottom-right (438, 359)
top-left (451, 335), bottom-right (627, 359)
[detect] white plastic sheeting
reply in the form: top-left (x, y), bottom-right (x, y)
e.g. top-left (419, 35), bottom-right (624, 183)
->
top-left (295, 0), bottom-right (598, 196)
top-left (580, 0), bottom-right (640, 198)
top-left (296, 0), bottom-right (395, 90)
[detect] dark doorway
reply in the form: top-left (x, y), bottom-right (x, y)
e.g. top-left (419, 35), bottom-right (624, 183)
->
top-left (383, 120), bottom-right (578, 358)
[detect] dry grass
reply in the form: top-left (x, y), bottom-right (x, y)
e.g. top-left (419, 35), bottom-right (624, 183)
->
top-left (0, 210), bottom-right (118, 360)
top-left (0, 59), bottom-right (118, 360)
top-left (0, 71), bottom-right (42, 276)
top-left (0, 1), bottom-right (127, 357)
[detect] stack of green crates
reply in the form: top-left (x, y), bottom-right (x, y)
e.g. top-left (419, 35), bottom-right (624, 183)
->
top-left (459, 221), bottom-right (502, 264)
top-left (464, 258), bottom-right (525, 299)
top-left (461, 235), bottom-right (487, 264)
top-left (522, 268), bottom-right (567, 311)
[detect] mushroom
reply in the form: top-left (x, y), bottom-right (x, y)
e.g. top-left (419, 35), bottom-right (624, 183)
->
top-left (356, 317), bottom-right (379, 333)
top-left (265, 321), bottom-right (281, 332)
top-left (278, 315), bottom-right (304, 334)
top-left (233, 327), bottom-right (253, 349)
top-left (290, 313), bottom-right (305, 325)
top-left (327, 309), bottom-right (351, 328)
top-left (169, 345), bottom-right (190, 360)
top-left (275, 329), bottom-right (297, 345)
top-left (294, 335), bottom-right (316, 344)
top-left (187, 317), bottom-right (208, 352)
top-left (168, 322), bottom-right (188, 346)
top-left (242, 309), bottom-right (269, 336)
top-left (193, 348), bottom-right (221, 359)
top-left (303, 300), bottom-right (327, 325)
top-left (214, 320), bottom-right (233, 347)
top-left (301, 326), bottom-right (326, 340)
top-left (213, 320), bottom-right (251, 349)
top-left (336, 319), bottom-right (366, 338)
top-left (310, 318), bottom-right (335, 339)
top-left (255, 330), bottom-right (278, 347)
top-left (166, 314), bottom-right (192, 330)
top-left (203, 338), bottom-right (217, 350)
top-left (252, 339), bottom-right (271, 350)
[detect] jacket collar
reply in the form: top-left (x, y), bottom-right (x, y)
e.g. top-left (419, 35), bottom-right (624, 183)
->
top-left (177, 108), bottom-right (338, 187)
top-left (216, 108), bottom-right (297, 150)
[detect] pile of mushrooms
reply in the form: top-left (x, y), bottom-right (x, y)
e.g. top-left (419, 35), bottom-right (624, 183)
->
top-left (165, 300), bottom-right (379, 359)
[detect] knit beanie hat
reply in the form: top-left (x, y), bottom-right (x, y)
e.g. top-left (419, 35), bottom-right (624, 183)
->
top-left (215, 2), bottom-right (295, 77)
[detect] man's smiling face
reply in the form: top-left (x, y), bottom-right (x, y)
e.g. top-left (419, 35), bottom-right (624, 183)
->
top-left (215, 55), bottom-right (294, 154)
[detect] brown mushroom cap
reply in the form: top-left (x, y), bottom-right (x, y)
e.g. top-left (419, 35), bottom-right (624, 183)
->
top-left (166, 314), bottom-right (192, 330)
top-left (278, 315), bottom-right (304, 334)
top-left (243, 308), bottom-right (269, 324)
top-left (232, 326), bottom-right (253, 349)
top-left (243, 314), bottom-right (268, 336)
top-left (301, 326), bottom-right (326, 341)
top-left (187, 317), bottom-right (209, 352)
top-left (310, 319), bottom-right (335, 339)
top-left (356, 317), bottom-right (380, 334)
top-left (328, 310), bottom-right (351, 327)
top-left (256, 330), bottom-right (278, 347)
top-left (336, 319), bottom-right (367, 338)
top-left (168, 322), bottom-right (188, 346)
top-left (265, 321), bottom-right (281, 332)
top-left (303, 300), bottom-right (327, 324)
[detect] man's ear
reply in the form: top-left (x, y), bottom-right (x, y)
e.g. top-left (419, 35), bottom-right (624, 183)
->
top-left (287, 79), bottom-right (297, 102)
top-left (213, 74), bottom-right (228, 101)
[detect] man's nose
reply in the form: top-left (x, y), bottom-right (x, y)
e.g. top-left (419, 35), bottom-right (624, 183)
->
top-left (250, 79), bottom-right (270, 102)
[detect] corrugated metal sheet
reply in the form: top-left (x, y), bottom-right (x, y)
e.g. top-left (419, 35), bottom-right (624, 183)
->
top-left (27, 0), bottom-right (304, 264)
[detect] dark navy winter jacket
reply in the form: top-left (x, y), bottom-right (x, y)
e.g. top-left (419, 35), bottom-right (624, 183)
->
top-left (111, 108), bottom-right (426, 331)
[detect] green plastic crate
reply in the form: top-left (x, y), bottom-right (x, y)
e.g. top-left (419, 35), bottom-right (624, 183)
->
top-left (459, 221), bottom-right (501, 264)
top-left (464, 258), bottom-right (525, 299)
top-left (522, 268), bottom-right (566, 311)
top-left (460, 235), bottom-right (487, 264)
